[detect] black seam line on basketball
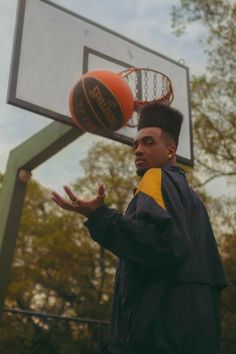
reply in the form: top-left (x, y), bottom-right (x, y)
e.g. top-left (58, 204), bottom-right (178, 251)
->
top-left (69, 85), bottom-right (87, 131)
top-left (70, 86), bottom-right (83, 129)
top-left (83, 76), bottom-right (123, 129)
top-left (71, 81), bottom-right (104, 134)
top-left (81, 77), bottom-right (117, 132)
top-left (82, 77), bottom-right (112, 132)
top-left (85, 75), bottom-right (127, 124)
top-left (72, 81), bottom-right (104, 134)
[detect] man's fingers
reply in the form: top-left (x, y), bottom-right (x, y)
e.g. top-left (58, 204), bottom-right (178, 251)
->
top-left (51, 192), bottom-right (73, 210)
top-left (63, 185), bottom-right (77, 201)
top-left (51, 184), bottom-right (105, 216)
top-left (51, 191), bottom-right (62, 202)
top-left (98, 184), bottom-right (105, 198)
top-left (51, 196), bottom-right (64, 208)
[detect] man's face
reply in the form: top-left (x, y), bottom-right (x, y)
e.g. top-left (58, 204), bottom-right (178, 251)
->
top-left (133, 127), bottom-right (175, 176)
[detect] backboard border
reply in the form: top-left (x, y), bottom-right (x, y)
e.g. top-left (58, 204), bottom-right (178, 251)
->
top-left (7, 0), bottom-right (194, 166)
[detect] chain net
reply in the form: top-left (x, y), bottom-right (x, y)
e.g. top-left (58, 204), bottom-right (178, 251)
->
top-left (120, 68), bottom-right (174, 127)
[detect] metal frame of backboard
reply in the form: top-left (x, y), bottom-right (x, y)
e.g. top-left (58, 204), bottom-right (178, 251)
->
top-left (0, 122), bottom-right (84, 310)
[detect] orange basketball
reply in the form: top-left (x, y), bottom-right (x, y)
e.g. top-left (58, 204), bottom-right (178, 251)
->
top-left (69, 70), bottom-right (134, 134)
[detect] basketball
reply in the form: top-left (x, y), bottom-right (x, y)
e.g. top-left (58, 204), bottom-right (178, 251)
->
top-left (69, 70), bottom-right (134, 134)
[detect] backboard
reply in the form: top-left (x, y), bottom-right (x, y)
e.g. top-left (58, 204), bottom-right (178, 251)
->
top-left (8, 0), bottom-right (193, 166)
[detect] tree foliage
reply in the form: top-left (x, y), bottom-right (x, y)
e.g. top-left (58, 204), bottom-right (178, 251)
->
top-left (2, 2), bottom-right (236, 349)
top-left (74, 141), bottom-right (138, 213)
top-left (1, 142), bottom-right (137, 353)
top-left (172, 0), bottom-right (236, 187)
top-left (172, 1), bottom-right (236, 352)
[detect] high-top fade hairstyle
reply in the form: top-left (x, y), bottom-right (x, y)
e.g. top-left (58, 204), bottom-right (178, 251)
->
top-left (138, 103), bottom-right (184, 146)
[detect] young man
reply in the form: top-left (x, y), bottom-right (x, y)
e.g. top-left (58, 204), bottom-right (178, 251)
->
top-left (52, 103), bottom-right (226, 354)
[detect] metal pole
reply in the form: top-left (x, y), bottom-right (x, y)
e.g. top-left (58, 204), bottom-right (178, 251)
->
top-left (0, 121), bottom-right (84, 311)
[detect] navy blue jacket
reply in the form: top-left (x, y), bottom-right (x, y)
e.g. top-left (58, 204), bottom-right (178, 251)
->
top-left (85, 166), bottom-right (226, 354)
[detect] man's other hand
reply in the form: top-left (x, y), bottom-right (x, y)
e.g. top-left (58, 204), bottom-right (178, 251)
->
top-left (51, 184), bottom-right (105, 217)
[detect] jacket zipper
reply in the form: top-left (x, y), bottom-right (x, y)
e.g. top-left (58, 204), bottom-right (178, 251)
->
top-left (126, 301), bottom-right (137, 342)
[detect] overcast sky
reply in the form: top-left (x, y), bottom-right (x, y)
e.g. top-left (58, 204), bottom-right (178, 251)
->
top-left (1, 0), bottom-right (230, 197)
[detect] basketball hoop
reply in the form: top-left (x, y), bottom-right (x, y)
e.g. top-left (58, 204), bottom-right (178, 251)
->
top-left (120, 68), bottom-right (174, 127)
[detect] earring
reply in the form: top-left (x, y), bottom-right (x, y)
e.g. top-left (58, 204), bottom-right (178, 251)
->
top-left (168, 154), bottom-right (172, 160)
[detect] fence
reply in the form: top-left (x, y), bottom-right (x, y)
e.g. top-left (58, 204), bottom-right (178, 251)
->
top-left (1, 308), bottom-right (236, 354)
top-left (0, 308), bottom-right (110, 354)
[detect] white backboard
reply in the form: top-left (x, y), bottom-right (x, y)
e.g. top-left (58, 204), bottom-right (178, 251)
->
top-left (8, 0), bottom-right (194, 166)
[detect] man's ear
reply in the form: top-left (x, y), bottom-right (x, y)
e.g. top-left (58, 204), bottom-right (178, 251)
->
top-left (168, 144), bottom-right (177, 156)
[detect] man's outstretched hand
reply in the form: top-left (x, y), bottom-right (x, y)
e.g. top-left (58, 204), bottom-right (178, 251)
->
top-left (51, 184), bottom-right (105, 217)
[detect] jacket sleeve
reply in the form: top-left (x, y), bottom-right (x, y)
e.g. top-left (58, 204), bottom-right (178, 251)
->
top-left (84, 169), bottom-right (189, 268)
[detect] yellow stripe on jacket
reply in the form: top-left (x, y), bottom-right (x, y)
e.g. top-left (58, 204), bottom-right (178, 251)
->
top-left (135, 168), bottom-right (166, 209)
